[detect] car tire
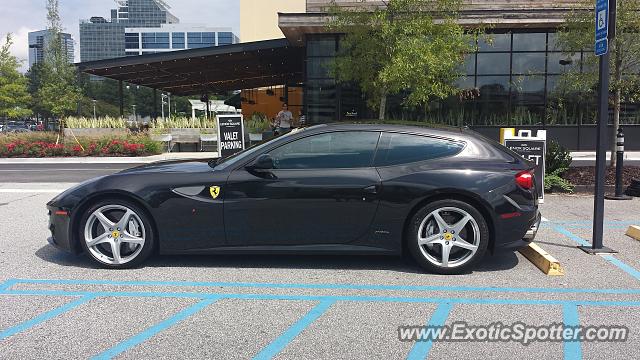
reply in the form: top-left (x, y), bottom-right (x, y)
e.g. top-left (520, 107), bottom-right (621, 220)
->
top-left (407, 199), bottom-right (489, 275)
top-left (78, 198), bottom-right (155, 269)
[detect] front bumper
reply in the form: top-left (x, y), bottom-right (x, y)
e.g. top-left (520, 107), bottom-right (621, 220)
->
top-left (47, 205), bottom-right (78, 254)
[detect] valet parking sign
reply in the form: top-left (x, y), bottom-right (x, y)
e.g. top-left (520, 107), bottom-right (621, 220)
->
top-left (503, 129), bottom-right (547, 203)
top-left (216, 115), bottom-right (245, 158)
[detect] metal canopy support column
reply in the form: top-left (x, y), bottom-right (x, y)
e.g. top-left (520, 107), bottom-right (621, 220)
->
top-left (118, 80), bottom-right (124, 118)
top-left (153, 89), bottom-right (158, 121)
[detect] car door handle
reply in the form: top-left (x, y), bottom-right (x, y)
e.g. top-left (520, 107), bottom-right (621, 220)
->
top-left (363, 185), bottom-right (378, 194)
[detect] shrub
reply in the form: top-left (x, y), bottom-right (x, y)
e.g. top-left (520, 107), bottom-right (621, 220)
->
top-left (544, 140), bottom-right (574, 193)
top-left (545, 169), bottom-right (575, 193)
top-left (150, 116), bottom-right (218, 131)
top-left (245, 112), bottom-right (272, 133)
top-left (0, 132), bottom-right (162, 157)
top-left (546, 140), bottom-right (572, 174)
top-left (65, 116), bottom-right (128, 129)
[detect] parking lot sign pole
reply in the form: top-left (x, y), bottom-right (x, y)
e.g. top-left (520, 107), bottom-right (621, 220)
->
top-left (581, 0), bottom-right (617, 254)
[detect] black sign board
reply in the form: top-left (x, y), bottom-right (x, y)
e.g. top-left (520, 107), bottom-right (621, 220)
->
top-left (504, 139), bottom-right (546, 200)
top-left (216, 115), bottom-right (245, 158)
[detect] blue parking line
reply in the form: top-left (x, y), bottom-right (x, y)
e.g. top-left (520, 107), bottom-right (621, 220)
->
top-left (552, 225), bottom-right (591, 247)
top-left (602, 255), bottom-right (640, 281)
top-left (563, 304), bottom-right (582, 360)
top-left (3, 288), bottom-right (640, 307)
top-left (252, 299), bottom-right (335, 360)
top-left (406, 303), bottom-right (452, 360)
top-left (7, 278), bottom-right (640, 296)
top-left (0, 278), bottom-right (16, 291)
top-left (551, 225), bottom-right (640, 283)
top-left (0, 295), bottom-right (95, 340)
top-left (92, 297), bottom-right (220, 360)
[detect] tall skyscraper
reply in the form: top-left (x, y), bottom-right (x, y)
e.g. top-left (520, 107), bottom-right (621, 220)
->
top-left (80, 0), bottom-right (238, 62)
top-left (80, 0), bottom-right (178, 62)
top-left (28, 30), bottom-right (74, 69)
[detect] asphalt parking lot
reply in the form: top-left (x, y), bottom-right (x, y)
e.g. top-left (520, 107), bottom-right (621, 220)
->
top-left (0, 183), bottom-right (639, 360)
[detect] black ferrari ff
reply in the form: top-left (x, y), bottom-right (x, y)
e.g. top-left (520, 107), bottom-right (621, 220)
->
top-left (47, 124), bottom-right (540, 274)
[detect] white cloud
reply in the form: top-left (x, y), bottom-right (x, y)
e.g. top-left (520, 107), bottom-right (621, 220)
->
top-left (4, 26), bottom-right (36, 73)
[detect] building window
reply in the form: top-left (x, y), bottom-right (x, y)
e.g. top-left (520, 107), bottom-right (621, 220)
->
top-left (218, 32), bottom-right (234, 46)
top-left (125, 33), bottom-right (139, 49)
top-left (172, 32), bottom-right (185, 49)
top-left (142, 32), bottom-right (169, 49)
top-left (187, 32), bottom-right (215, 48)
top-left (306, 30), bottom-right (640, 126)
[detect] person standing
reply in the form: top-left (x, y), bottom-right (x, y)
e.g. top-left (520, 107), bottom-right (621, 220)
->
top-left (275, 103), bottom-right (293, 134)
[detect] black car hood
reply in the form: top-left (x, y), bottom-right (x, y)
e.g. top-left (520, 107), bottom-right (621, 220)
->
top-left (119, 159), bottom-right (214, 174)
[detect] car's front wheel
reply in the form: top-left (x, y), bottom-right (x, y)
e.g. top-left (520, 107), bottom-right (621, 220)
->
top-left (407, 200), bottom-right (489, 274)
top-left (78, 199), bottom-right (154, 268)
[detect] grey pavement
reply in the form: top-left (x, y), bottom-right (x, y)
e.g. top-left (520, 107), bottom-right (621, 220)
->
top-left (0, 185), bottom-right (639, 359)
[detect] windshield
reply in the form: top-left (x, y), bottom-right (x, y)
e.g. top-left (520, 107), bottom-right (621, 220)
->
top-left (211, 129), bottom-right (301, 171)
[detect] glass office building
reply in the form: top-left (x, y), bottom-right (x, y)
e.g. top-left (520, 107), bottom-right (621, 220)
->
top-left (80, 0), bottom-right (179, 62)
top-left (275, 1), bottom-right (640, 150)
top-left (28, 30), bottom-right (74, 69)
top-left (124, 25), bottom-right (238, 56)
top-left (304, 31), bottom-right (621, 127)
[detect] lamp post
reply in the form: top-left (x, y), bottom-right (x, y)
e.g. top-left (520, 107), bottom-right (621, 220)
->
top-left (161, 93), bottom-right (171, 121)
top-left (92, 99), bottom-right (97, 120)
top-left (167, 92), bottom-right (172, 120)
top-left (132, 105), bottom-right (137, 122)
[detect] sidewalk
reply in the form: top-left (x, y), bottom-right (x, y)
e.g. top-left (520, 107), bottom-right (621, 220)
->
top-left (0, 152), bottom-right (218, 164)
top-left (570, 151), bottom-right (640, 166)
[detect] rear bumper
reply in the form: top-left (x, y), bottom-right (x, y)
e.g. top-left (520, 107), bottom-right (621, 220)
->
top-left (523, 212), bottom-right (542, 240)
top-left (493, 207), bottom-right (541, 252)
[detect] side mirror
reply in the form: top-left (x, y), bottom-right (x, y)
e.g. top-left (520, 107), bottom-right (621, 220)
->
top-left (246, 154), bottom-right (274, 171)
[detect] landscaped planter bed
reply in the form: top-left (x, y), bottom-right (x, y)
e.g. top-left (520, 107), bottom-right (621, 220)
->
top-left (563, 166), bottom-right (640, 186)
top-left (0, 132), bottom-right (162, 157)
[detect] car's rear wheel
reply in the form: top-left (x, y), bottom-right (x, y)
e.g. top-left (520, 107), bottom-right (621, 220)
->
top-left (78, 199), bottom-right (154, 268)
top-left (407, 199), bottom-right (489, 274)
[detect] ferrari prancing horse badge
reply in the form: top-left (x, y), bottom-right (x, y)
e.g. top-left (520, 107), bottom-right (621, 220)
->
top-left (209, 186), bottom-right (221, 199)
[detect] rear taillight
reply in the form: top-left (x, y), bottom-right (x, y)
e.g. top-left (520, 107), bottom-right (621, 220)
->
top-left (515, 170), bottom-right (534, 189)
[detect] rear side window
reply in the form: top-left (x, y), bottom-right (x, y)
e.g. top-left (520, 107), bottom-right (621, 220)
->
top-left (374, 133), bottom-right (465, 166)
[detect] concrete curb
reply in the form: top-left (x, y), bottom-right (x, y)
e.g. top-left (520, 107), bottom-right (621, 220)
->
top-left (518, 243), bottom-right (565, 276)
top-left (571, 185), bottom-right (617, 194)
top-left (626, 226), bottom-right (640, 241)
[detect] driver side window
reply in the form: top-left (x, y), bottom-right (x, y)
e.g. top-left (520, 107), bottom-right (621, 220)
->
top-left (269, 131), bottom-right (380, 169)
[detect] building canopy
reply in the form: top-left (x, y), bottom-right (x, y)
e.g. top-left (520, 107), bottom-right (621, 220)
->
top-left (75, 39), bottom-right (304, 96)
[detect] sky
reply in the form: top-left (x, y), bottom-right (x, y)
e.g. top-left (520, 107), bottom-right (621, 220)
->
top-left (1, 0), bottom-right (240, 72)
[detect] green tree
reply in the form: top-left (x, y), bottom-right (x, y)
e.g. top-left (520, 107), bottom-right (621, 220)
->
top-left (328, 0), bottom-right (475, 120)
top-left (556, 0), bottom-right (640, 165)
top-left (0, 34), bottom-right (32, 122)
top-left (26, 62), bottom-right (50, 120)
top-left (36, 0), bottom-right (81, 120)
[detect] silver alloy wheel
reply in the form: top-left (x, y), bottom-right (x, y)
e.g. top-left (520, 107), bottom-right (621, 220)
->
top-left (84, 204), bottom-right (146, 265)
top-left (417, 206), bottom-right (480, 268)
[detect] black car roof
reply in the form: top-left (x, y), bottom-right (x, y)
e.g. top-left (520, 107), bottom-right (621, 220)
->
top-left (304, 123), bottom-right (466, 139)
